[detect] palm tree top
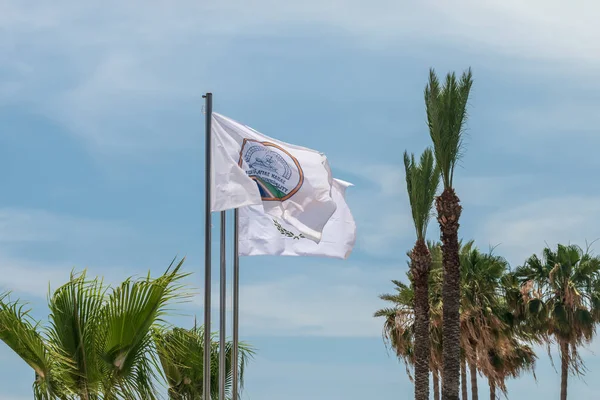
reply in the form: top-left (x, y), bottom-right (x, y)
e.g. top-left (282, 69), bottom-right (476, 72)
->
top-left (424, 67), bottom-right (473, 189)
top-left (516, 244), bottom-right (600, 342)
top-left (403, 147), bottom-right (440, 242)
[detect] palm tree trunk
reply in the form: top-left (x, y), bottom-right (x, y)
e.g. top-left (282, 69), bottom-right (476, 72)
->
top-left (437, 188), bottom-right (462, 400)
top-left (411, 239), bottom-right (432, 400)
top-left (461, 355), bottom-right (468, 400)
top-left (489, 379), bottom-right (496, 400)
top-left (469, 359), bottom-right (478, 400)
top-left (433, 370), bottom-right (441, 400)
top-left (560, 341), bottom-right (569, 400)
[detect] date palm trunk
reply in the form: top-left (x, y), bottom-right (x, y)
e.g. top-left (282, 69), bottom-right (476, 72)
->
top-left (411, 239), bottom-right (432, 400)
top-left (438, 187), bottom-right (462, 400)
top-left (469, 359), bottom-right (478, 400)
top-left (560, 341), bottom-right (569, 400)
top-left (489, 379), bottom-right (496, 400)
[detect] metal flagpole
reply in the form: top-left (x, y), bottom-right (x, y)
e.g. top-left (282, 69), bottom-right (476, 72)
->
top-left (219, 211), bottom-right (227, 400)
top-left (202, 92), bottom-right (212, 400)
top-left (232, 208), bottom-right (240, 400)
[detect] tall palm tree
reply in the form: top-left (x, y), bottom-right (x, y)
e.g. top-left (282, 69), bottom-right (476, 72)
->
top-left (424, 67), bottom-right (473, 400)
top-left (516, 244), bottom-right (600, 400)
top-left (403, 147), bottom-right (440, 400)
top-left (375, 242), bottom-right (444, 400)
top-left (0, 259), bottom-right (189, 399)
top-left (154, 326), bottom-right (254, 399)
top-left (429, 241), bottom-right (444, 400)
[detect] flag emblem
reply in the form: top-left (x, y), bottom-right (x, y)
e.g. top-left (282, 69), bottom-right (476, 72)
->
top-left (238, 139), bottom-right (304, 201)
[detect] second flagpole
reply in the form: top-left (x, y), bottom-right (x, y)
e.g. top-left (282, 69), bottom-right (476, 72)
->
top-left (232, 208), bottom-right (240, 399)
top-left (202, 92), bottom-right (212, 400)
top-left (219, 210), bottom-right (227, 400)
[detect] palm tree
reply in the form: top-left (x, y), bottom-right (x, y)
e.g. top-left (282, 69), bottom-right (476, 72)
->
top-left (429, 241), bottom-right (444, 400)
top-left (403, 147), bottom-right (440, 400)
top-left (424, 67), bottom-right (473, 400)
top-left (154, 325), bottom-right (254, 400)
top-left (459, 244), bottom-right (509, 400)
top-left (375, 242), bottom-right (445, 400)
top-left (374, 279), bottom-right (416, 381)
top-left (516, 244), bottom-right (600, 400)
top-left (0, 259), bottom-right (189, 399)
top-left (486, 339), bottom-right (536, 400)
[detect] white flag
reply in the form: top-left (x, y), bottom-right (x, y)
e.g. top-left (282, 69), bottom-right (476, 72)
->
top-left (211, 113), bottom-right (336, 242)
top-left (238, 179), bottom-right (356, 259)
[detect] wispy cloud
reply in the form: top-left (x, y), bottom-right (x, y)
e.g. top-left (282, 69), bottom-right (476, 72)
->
top-left (1, 1), bottom-right (598, 156)
top-left (337, 164), bottom-right (415, 257)
top-left (0, 208), bottom-right (142, 297)
top-left (245, 356), bottom-right (403, 400)
top-left (479, 195), bottom-right (600, 266)
top-left (0, 254), bottom-right (72, 297)
top-left (0, 208), bottom-right (134, 243)
top-left (501, 100), bottom-right (600, 137)
top-left (191, 263), bottom-right (399, 338)
top-left (455, 174), bottom-right (537, 208)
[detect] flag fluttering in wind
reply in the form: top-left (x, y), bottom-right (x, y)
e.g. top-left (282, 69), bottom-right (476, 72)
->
top-left (211, 113), bottom-right (337, 242)
top-left (238, 178), bottom-right (356, 259)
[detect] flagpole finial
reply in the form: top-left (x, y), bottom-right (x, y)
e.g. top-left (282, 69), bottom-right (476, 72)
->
top-left (202, 92), bottom-right (212, 114)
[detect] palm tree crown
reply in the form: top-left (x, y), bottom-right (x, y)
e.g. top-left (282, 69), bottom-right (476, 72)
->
top-left (403, 148), bottom-right (440, 242)
top-left (424, 68), bottom-right (473, 190)
top-left (0, 259), bottom-right (190, 399)
top-left (155, 326), bottom-right (254, 400)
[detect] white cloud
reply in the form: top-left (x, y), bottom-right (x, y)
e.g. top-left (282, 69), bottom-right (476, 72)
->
top-left (191, 263), bottom-right (399, 338)
top-left (54, 53), bottom-right (197, 153)
top-left (502, 100), bottom-right (600, 138)
top-left (456, 174), bottom-right (537, 207)
top-left (0, 208), bottom-right (144, 297)
top-left (0, 254), bottom-right (72, 297)
top-left (479, 196), bottom-right (600, 266)
top-left (5, 1), bottom-right (595, 66)
top-left (337, 164), bottom-right (415, 256)
top-left (0, 250), bottom-right (156, 299)
top-left (0, 208), bottom-right (134, 243)
top-left (242, 356), bottom-right (408, 400)
top-left (248, 357), bottom-right (398, 384)
top-left (1, 0), bottom-right (599, 155)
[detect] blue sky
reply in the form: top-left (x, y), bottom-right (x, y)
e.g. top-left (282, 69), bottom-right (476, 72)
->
top-left (1, 1), bottom-right (600, 398)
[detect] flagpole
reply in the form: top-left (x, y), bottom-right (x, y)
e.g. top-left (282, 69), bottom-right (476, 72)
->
top-left (202, 92), bottom-right (212, 400)
top-left (219, 211), bottom-right (227, 400)
top-left (232, 208), bottom-right (240, 400)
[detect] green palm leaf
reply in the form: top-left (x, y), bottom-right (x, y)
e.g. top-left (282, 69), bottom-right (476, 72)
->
top-left (47, 271), bottom-right (106, 398)
top-left (0, 293), bottom-right (72, 399)
top-left (155, 326), bottom-right (254, 400)
top-left (100, 258), bottom-right (191, 398)
top-left (403, 148), bottom-right (440, 241)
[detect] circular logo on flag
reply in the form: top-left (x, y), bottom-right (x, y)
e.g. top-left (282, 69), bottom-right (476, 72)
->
top-left (238, 139), bottom-right (304, 201)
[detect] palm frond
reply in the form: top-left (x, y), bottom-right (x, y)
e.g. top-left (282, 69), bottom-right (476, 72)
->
top-left (424, 67), bottom-right (473, 188)
top-left (0, 293), bottom-right (71, 399)
top-left (47, 270), bottom-right (106, 397)
top-left (154, 326), bottom-right (254, 400)
top-left (99, 258), bottom-right (191, 397)
top-left (404, 147), bottom-right (440, 240)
